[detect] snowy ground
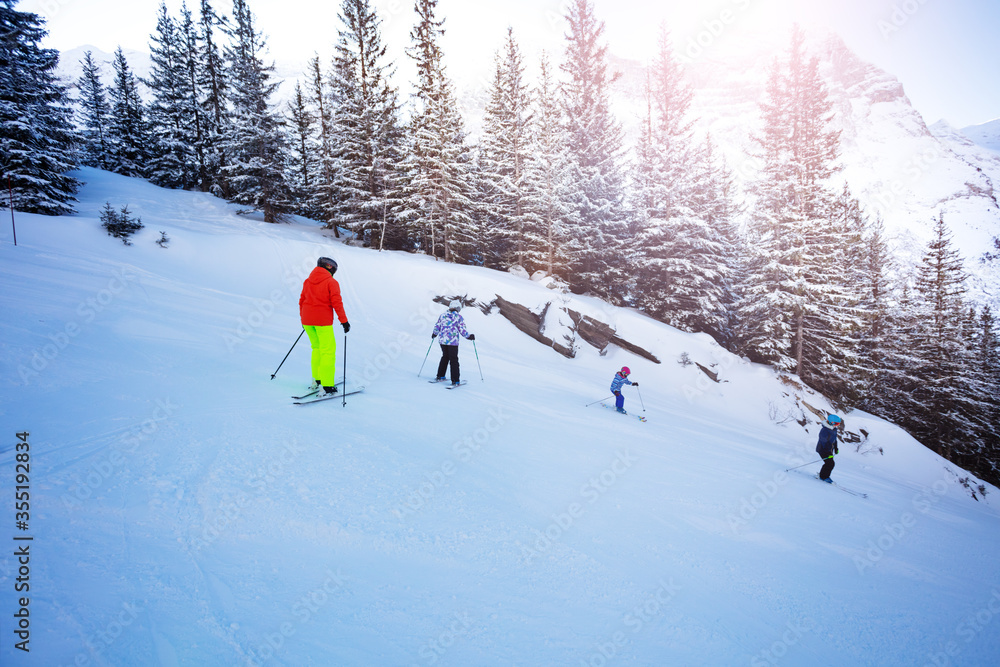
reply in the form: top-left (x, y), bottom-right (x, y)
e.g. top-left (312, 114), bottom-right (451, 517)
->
top-left (1, 169), bottom-right (999, 666)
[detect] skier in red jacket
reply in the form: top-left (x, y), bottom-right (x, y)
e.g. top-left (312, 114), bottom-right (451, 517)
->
top-left (299, 257), bottom-right (350, 396)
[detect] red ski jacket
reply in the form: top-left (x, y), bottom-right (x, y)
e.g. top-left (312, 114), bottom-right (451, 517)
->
top-left (299, 267), bottom-right (347, 326)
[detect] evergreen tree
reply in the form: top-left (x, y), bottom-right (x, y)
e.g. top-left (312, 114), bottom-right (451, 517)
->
top-left (909, 214), bottom-right (978, 461)
top-left (284, 80), bottom-right (315, 213)
top-left (629, 30), bottom-right (735, 338)
top-left (478, 27), bottom-right (535, 269)
top-left (197, 0), bottom-right (229, 194)
top-left (401, 0), bottom-right (476, 262)
top-left (0, 0), bottom-right (79, 214)
top-left (971, 306), bottom-right (1000, 483)
top-left (146, 2), bottom-right (197, 188)
top-left (177, 2), bottom-right (210, 190)
top-left (326, 0), bottom-right (404, 246)
top-left (107, 47), bottom-right (150, 178)
top-left (303, 54), bottom-right (336, 229)
top-left (853, 210), bottom-right (897, 414)
top-left (736, 25), bottom-right (853, 393)
top-left (559, 0), bottom-right (628, 301)
top-left (76, 50), bottom-right (111, 170)
top-left (220, 0), bottom-right (288, 222)
top-left (521, 51), bottom-right (575, 277)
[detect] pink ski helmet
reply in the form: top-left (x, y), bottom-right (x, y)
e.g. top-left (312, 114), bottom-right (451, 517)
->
top-left (620, 366), bottom-right (630, 375)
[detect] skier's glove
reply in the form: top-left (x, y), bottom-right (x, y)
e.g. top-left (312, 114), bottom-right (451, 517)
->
top-left (431, 333), bottom-right (437, 339)
top-left (342, 322), bottom-right (351, 333)
top-left (631, 381), bottom-right (639, 387)
top-left (468, 334), bottom-right (476, 340)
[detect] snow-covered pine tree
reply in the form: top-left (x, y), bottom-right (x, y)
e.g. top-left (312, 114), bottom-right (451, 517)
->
top-left (970, 305), bottom-right (1000, 483)
top-left (146, 2), bottom-right (198, 189)
top-left (629, 29), bottom-right (735, 338)
top-left (478, 27), bottom-right (535, 270)
top-left (301, 55), bottom-right (337, 230)
top-left (0, 0), bottom-right (79, 215)
top-left (909, 214), bottom-right (979, 462)
top-left (401, 0), bottom-right (476, 262)
top-left (284, 80), bottom-right (315, 213)
top-left (76, 50), bottom-right (111, 170)
top-left (736, 25), bottom-right (852, 393)
top-left (107, 47), bottom-right (150, 178)
top-left (219, 0), bottom-right (288, 222)
top-left (630, 27), bottom-right (694, 223)
top-left (853, 210), bottom-right (898, 415)
top-left (521, 52), bottom-right (575, 278)
top-left (559, 0), bottom-right (628, 302)
top-left (196, 0), bottom-right (229, 195)
top-left (326, 0), bottom-right (404, 247)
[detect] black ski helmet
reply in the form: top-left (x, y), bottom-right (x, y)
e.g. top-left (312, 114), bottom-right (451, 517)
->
top-left (317, 257), bottom-right (338, 274)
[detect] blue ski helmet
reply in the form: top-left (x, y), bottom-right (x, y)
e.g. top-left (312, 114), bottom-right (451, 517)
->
top-left (317, 257), bottom-right (337, 274)
top-left (827, 414), bottom-right (842, 426)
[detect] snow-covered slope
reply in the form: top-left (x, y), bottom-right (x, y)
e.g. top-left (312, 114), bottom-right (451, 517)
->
top-left (961, 118), bottom-right (1000, 154)
top-left (1, 170), bottom-right (999, 665)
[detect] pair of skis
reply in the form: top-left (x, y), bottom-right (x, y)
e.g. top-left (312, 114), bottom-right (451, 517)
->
top-left (428, 379), bottom-right (467, 390)
top-left (292, 382), bottom-right (365, 405)
top-left (790, 468), bottom-right (867, 498)
top-left (599, 402), bottom-right (647, 422)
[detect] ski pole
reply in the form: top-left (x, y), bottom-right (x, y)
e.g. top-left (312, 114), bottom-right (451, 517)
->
top-left (342, 331), bottom-right (348, 407)
top-left (635, 385), bottom-right (646, 412)
top-left (585, 395), bottom-right (615, 407)
top-left (784, 459), bottom-right (822, 472)
top-left (472, 338), bottom-right (484, 381)
top-left (270, 329), bottom-right (305, 380)
top-left (418, 338), bottom-right (434, 376)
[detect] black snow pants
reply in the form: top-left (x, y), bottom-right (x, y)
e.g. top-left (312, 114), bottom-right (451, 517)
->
top-left (436, 344), bottom-right (460, 382)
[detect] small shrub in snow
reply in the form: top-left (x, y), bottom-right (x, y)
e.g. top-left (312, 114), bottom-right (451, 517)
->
top-left (100, 202), bottom-right (143, 245)
top-left (678, 352), bottom-right (692, 366)
top-left (156, 231), bottom-right (170, 248)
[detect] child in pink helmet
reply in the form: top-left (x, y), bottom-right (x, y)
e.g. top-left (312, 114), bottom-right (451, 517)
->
top-left (609, 366), bottom-right (638, 413)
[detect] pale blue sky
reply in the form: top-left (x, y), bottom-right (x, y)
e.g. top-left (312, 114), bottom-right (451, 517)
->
top-left (21, 0), bottom-right (1000, 128)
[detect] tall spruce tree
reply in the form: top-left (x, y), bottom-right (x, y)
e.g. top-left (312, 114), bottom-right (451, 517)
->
top-left (478, 28), bottom-right (535, 269)
top-left (326, 0), bottom-right (404, 246)
top-left (220, 0), bottom-right (288, 222)
top-left (146, 2), bottom-right (197, 189)
top-left (284, 80), bottom-right (315, 213)
top-left (521, 52), bottom-right (575, 277)
top-left (107, 47), bottom-right (150, 178)
top-left (559, 0), bottom-right (628, 301)
top-left (197, 0), bottom-right (229, 194)
top-left (0, 0), bottom-right (79, 214)
top-left (401, 0), bottom-right (476, 262)
top-left (629, 29), bottom-right (734, 337)
top-left (909, 214), bottom-right (978, 462)
top-left (735, 25), bottom-right (855, 394)
top-left (76, 50), bottom-right (111, 170)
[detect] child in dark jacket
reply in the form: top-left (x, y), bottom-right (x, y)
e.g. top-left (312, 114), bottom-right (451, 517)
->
top-left (816, 414), bottom-right (842, 482)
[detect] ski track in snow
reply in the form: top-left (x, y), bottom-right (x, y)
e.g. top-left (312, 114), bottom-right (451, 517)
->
top-left (1, 168), bottom-right (999, 665)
